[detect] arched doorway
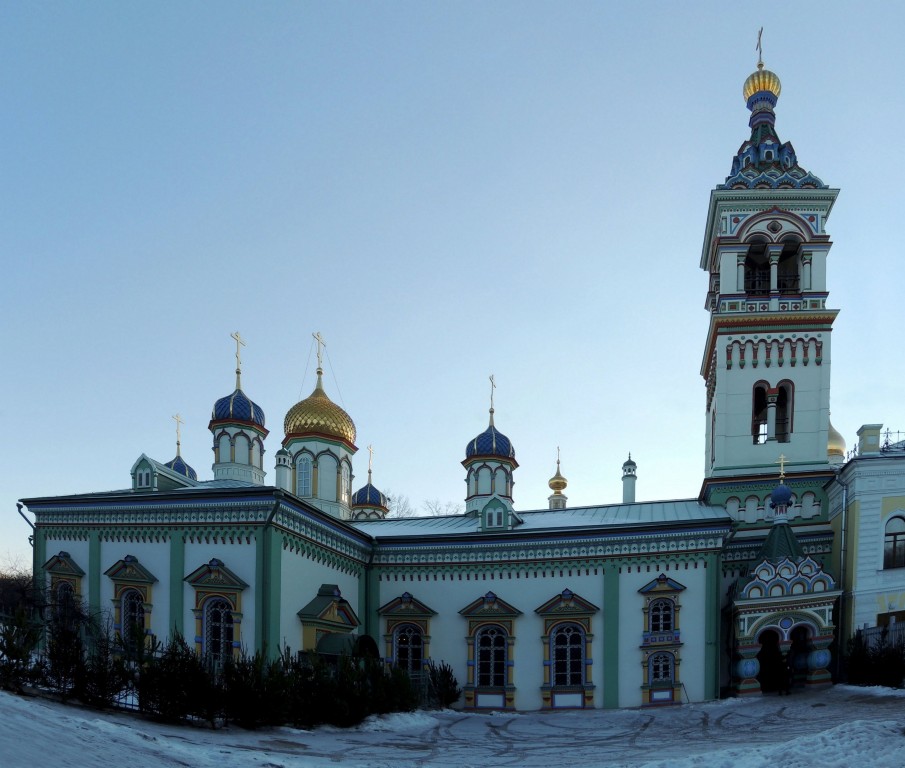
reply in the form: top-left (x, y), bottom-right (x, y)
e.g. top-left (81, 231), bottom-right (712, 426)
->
top-left (756, 629), bottom-right (783, 693)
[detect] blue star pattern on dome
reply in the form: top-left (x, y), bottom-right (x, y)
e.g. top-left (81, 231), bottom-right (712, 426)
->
top-left (165, 454), bottom-right (197, 481)
top-left (465, 422), bottom-right (515, 460)
top-left (352, 482), bottom-right (388, 508)
top-left (212, 389), bottom-right (266, 427)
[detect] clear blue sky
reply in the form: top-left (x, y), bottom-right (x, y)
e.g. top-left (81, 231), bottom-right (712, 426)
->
top-left (3, 2), bottom-right (904, 568)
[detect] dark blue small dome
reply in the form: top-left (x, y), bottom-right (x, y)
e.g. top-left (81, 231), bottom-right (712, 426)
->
top-left (352, 482), bottom-right (388, 508)
top-left (212, 388), bottom-right (265, 428)
top-left (165, 454), bottom-right (197, 481)
top-left (770, 483), bottom-right (793, 507)
top-left (466, 424), bottom-right (515, 460)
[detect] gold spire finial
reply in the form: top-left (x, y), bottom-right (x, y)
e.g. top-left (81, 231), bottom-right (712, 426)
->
top-left (231, 331), bottom-right (246, 389)
top-left (777, 453), bottom-right (787, 482)
top-left (556, 445), bottom-right (561, 467)
top-left (312, 331), bottom-right (326, 371)
top-left (172, 413), bottom-right (185, 456)
top-left (488, 374), bottom-right (496, 425)
top-left (367, 444), bottom-right (374, 482)
top-left (756, 27), bottom-right (764, 70)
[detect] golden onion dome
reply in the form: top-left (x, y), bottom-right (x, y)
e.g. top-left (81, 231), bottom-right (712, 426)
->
top-left (284, 369), bottom-right (356, 446)
top-left (827, 418), bottom-right (846, 459)
top-left (548, 461), bottom-right (568, 494)
top-left (743, 64), bottom-right (782, 102)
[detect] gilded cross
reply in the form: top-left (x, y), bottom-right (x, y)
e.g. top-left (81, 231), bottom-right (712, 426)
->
top-left (172, 413), bottom-right (184, 455)
top-left (556, 445), bottom-right (561, 467)
top-left (231, 331), bottom-right (245, 372)
top-left (489, 374), bottom-right (496, 411)
top-left (312, 331), bottom-right (326, 369)
top-left (367, 444), bottom-right (374, 474)
top-left (777, 453), bottom-right (787, 481)
top-left (756, 27), bottom-right (764, 68)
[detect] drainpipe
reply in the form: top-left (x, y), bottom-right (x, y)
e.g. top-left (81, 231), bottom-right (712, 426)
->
top-left (834, 470), bottom-right (849, 681)
top-left (16, 502), bottom-right (35, 539)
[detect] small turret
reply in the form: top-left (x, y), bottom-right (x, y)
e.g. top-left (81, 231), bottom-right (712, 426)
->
top-left (622, 453), bottom-right (637, 503)
top-left (547, 448), bottom-right (568, 510)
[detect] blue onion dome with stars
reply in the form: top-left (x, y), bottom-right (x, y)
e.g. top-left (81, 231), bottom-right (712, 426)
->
top-left (465, 408), bottom-right (516, 461)
top-left (352, 478), bottom-right (388, 508)
top-left (719, 47), bottom-right (825, 191)
top-left (165, 453), bottom-right (197, 481)
top-left (212, 387), bottom-right (266, 428)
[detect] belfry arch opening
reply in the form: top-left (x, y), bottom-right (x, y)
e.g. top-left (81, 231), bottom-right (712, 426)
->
top-left (744, 237), bottom-right (770, 296)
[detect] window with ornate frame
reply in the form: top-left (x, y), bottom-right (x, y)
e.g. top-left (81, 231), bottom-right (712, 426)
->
top-left (639, 574), bottom-right (685, 706)
top-left (184, 558), bottom-right (248, 665)
top-left (535, 588), bottom-right (598, 709)
top-left (378, 592), bottom-right (436, 686)
top-left (42, 551), bottom-right (84, 628)
top-left (459, 592), bottom-right (521, 710)
top-left (105, 555), bottom-right (157, 650)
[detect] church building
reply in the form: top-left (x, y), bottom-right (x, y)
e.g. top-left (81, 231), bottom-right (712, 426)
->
top-left (21, 54), bottom-right (904, 710)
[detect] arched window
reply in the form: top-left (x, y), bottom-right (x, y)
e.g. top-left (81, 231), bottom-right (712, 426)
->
top-left (297, 456), bottom-right (312, 497)
top-left (650, 599), bottom-right (674, 632)
top-left (649, 652), bottom-right (674, 684)
top-left (884, 516), bottom-right (905, 569)
top-left (204, 598), bottom-right (234, 666)
top-left (234, 434), bottom-right (250, 465)
top-left (744, 238), bottom-right (770, 296)
top-left (552, 623), bottom-right (584, 687)
top-left (341, 463), bottom-right (351, 505)
top-left (776, 380), bottom-right (794, 443)
top-left (752, 382), bottom-right (769, 444)
top-left (476, 625), bottom-right (507, 687)
top-left (121, 588), bottom-right (145, 634)
top-left (394, 624), bottom-right (424, 681)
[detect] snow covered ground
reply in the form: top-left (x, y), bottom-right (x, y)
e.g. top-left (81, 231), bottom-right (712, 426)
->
top-left (1, 685), bottom-right (903, 768)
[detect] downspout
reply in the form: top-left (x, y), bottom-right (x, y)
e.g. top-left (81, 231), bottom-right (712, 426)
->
top-left (834, 470), bottom-right (849, 680)
top-left (16, 502), bottom-right (35, 542)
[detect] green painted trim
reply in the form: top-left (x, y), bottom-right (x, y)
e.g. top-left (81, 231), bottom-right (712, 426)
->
top-left (255, 524), bottom-right (283, 658)
top-left (704, 552), bottom-right (719, 699)
top-left (34, 528), bottom-right (46, 594)
top-left (360, 566), bottom-right (380, 643)
top-left (603, 564), bottom-right (620, 708)
top-left (169, 533), bottom-right (185, 636)
top-left (88, 531), bottom-right (100, 615)
top-left (255, 528), bottom-right (265, 652)
top-left (267, 527), bottom-right (282, 657)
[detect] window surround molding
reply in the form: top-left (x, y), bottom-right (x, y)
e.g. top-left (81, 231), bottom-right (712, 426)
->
top-left (459, 591), bottom-right (522, 710)
top-left (184, 558), bottom-right (248, 662)
top-left (378, 591), bottom-right (437, 678)
top-left (639, 574), bottom-right (686, 706)
top-left (535, 588), bottom-right (599, 709)
top-left (104, 555), bottom-right (158, 644)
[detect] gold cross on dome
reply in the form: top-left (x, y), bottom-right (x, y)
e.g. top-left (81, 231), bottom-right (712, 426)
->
top-left (172, 413), bottom-right (184, 454)
top-left (312, 331), bottom-right (326, 369)
top-left (231, 331), bottom-right (245, 371)
top-left (489, 374), bottom-right (496, 411)
top-left (756, 27), bottom-right (764, 69)
top-left (777, 453), bottom-right (787, 482)
top-left (367, 444), bottom-right (374, 474)
top-left (556, 445), bottom-right (561, 467)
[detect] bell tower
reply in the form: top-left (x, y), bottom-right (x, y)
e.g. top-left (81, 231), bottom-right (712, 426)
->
top-left (700, 50), bottom-right (840, 485)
